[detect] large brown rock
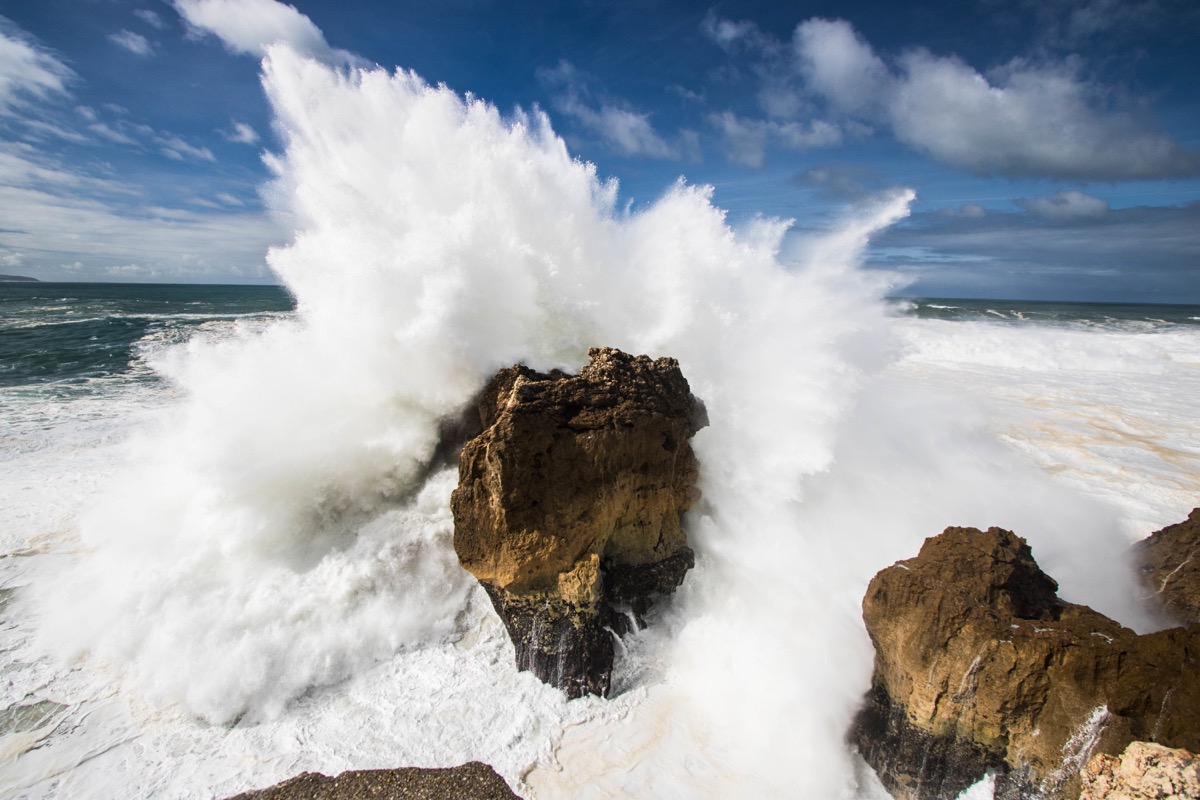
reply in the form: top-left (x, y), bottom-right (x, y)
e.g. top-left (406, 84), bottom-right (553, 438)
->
top-left (224, 762), bottom-right (522, 799)
top-left (1080, 741), bottom-right (1200, 800)
top-left (851, 526), bottom-right (1200, 800)
top-left (1134, 507), bottom-right (1200, 626)
top-left (451, 347), bottom-right (705, 698)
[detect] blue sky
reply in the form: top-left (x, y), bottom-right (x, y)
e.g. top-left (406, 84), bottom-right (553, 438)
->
top-left (1, 0), bottom-right (1198, 301)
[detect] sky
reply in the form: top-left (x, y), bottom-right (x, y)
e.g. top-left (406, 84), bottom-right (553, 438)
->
top-left (0, 0), bottom-right (1197, 301)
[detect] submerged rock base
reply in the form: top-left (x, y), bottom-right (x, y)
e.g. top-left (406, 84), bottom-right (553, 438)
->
top-left (852, 525), bottom-right (1200, 800)
top-left (451, 347), bottom-right (704, 698)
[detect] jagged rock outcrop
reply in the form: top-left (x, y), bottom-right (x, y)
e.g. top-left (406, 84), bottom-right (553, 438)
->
top-left (851, 526), bottom-right (1200, 800)
top-left (224, 762), bottom-right (522, 799)
top-left (1135, 508), bottom-right (1200, 626)
top-left (451, 347), bottom-right (705, 698)
top-left (1080, 741), bottom-right (1200, 800)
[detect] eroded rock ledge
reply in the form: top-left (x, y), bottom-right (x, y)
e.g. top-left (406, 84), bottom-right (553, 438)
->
top-left (451, 347), bottom-right (705, 698)
top-left (851, 525), bottom-right (1200, 800)
top-left (1135, 507), bottom-right (1200, 627)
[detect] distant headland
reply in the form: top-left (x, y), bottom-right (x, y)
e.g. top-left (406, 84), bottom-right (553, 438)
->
top-left (0, 274), bottom-right (39, 282)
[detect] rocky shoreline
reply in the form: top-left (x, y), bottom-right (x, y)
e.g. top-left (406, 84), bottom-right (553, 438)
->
top-left (851, 517), bottom-right (1200, 800)
top-left (226, 348), bottom-right (1199, 800)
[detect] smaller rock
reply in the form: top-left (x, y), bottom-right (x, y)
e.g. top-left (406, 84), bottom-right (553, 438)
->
top-left (1080, 741), bottom-right (1200, 800)
top-left (224, 762), bottom-right (523, 800)
top-left (1134, 507), bottom-right (1200, 626)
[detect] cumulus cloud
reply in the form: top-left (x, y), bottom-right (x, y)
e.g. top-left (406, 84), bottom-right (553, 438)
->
top-left (884, 52), bottom-right (1196, 179)
top-left (171, 0), bottom-right (350, 63)
top-left (110, 29), bottom-right (154, 57)
top-left (1018, 190), bottom-right (1109, 219)
top-left (704, 14), bottom-right (1199, 180)
top-left (793, 18), bottom-right (888, 116)
top-left (0, 23), bottom-right (73, 114)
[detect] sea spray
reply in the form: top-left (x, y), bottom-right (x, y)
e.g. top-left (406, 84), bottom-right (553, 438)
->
top-left (24, 42), bottom-right (1174, 799)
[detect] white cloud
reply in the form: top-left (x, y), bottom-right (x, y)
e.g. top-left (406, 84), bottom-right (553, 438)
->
top-left (702, 14), bottom-right (760, 51)
top-left (223, 120), bottom-right (260, 144)
top-left (539, 60), bottom-right (680, 159)
top-left (884, 52), bottom-right (1196, 179)
top-left (134, 9), bottom-right (169, 30)
top-left (110, 29), bottom-right (154, 57)
top-left (172, 0), bottom-right (344, 62)
top-left (0, 24), bottom-right (72, 114)
top-left (706, 14), bottom-right (1199, 180)
top-left (570, 103), bottom-right (677, 158)
top-left (793, 18), bottom-right (888, 116)
top-left (159, 134), bottom-right (216, 162)
top-left (1018, 190), bottom-right (1110, 219)
top-left (0, 142), bottom-right (283, 282)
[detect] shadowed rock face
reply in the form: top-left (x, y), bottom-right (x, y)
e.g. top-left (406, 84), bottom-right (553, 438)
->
top-left (1135, 507), bottom-right (1200, 627)
top-left (851, 526), bottom-right (1200, 800)
top-left (224, 762), bottom-right (522, 799)
top-left (451, 347), bottom-right (705, 698)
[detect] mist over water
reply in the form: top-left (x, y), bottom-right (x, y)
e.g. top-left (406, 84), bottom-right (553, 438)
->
top-left (14, 44), bottom-right (1197, 799)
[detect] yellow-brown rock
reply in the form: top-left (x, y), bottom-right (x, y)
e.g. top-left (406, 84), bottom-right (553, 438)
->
top-left (852, 526), bottom-right (1200, 800)
top-left (1080, 741), bottom-right (1200, 799)
top-left (451, 347), bottom-right (704, 698)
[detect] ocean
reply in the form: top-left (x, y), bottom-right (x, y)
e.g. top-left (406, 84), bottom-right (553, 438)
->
top-left (2, 47), bottom-right (1199, 799)
top-left (2, 282), bottom-right (1197, 799)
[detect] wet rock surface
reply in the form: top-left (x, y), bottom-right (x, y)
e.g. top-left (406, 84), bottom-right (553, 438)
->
top-left (1080, 741), bottom-right (1200, 800)
top-left (224, 762), bottom-right (522, 800)
top-left (1135, 507), bottom-right (1200, 626)
top-left (852, 526), bottom-right (1200, 800)
top-left (451, 347), bottom-right (704, 698)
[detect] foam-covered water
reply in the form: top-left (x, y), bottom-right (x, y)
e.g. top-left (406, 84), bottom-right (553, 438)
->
top-left (1, 44), bottom-right (1198, 799)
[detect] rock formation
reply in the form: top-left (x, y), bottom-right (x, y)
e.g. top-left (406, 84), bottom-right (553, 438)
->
top-left (450, 347), bottom-right (704, 698)
top-left (1080, 741), bottom-right (1200, 800)
top-left (224, 762), bottom-right (522, 799)
top-left (1134, 507), bottom-right (1200, 626)
top-left (852, 526), bottom-right (1200, 800)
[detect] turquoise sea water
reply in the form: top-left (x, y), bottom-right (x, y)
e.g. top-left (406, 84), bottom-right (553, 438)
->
top-left (5, 283), bottom-right (1198, 393)
top-left (0, 283), bottom-right (294, 388)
